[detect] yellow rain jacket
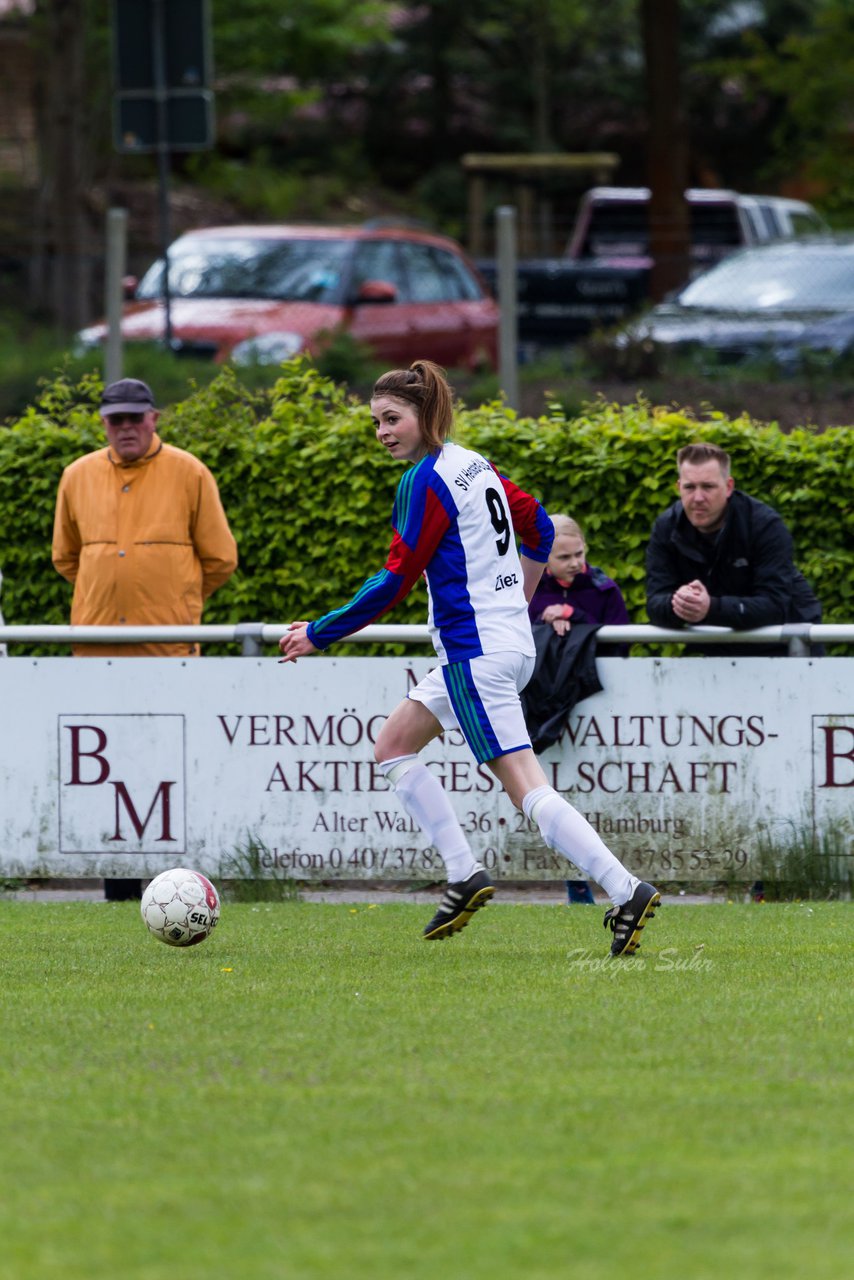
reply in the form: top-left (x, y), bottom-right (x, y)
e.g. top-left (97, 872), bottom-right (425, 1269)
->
top-left (52, 434), bottom-right (238, 656)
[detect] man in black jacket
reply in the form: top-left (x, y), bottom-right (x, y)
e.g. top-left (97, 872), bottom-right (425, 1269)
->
top-left (645, 442), bottom-right (821, 656)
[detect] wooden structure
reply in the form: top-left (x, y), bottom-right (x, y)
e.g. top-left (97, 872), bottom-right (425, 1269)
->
top-left (462, 152), bottom-right (620, 257)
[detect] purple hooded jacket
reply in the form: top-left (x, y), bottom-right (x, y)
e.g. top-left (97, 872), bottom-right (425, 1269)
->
top-left (528, 564), bottom-right (630, 627)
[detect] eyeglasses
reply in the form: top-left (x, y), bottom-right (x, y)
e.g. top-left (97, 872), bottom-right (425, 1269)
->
top-left (105, 413), bottom-right (146, 426)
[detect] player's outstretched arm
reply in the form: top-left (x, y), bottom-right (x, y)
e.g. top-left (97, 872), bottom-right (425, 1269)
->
top-left (278, 621), bottom-right (319, 663)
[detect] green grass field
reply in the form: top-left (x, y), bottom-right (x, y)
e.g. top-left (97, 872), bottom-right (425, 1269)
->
top-left (1, 897), bottom-right (851, 1280)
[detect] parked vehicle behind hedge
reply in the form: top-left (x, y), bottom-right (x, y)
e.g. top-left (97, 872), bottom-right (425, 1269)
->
top-left (477, 187), bottom-right (829, 347)
top-left (75, 224), bottom-right (500, 371)
top-left (614, 238), bottom-right (854, 372)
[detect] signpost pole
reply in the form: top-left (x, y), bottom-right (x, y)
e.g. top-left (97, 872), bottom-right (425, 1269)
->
top-left (104, 207), bottom-right (128, 383)
top-left (495, 205), bottom-right (519, 410)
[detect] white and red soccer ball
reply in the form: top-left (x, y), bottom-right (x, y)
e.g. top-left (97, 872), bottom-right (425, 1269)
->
top-left (140, 867), bottom-right (220, 947)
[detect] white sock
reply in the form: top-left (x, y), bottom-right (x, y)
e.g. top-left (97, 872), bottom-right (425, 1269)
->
top-left (522, 785), bottom-right (638, 905)
top-left (377, 755), bottom-right (478, 883)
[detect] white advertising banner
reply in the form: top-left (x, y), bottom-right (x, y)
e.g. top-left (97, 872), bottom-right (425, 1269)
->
top-left (0, 656), bottom-right (851, 883)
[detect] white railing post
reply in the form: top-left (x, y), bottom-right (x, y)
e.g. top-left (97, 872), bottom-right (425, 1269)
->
top-left (235, 623), bottom-right (265, 656)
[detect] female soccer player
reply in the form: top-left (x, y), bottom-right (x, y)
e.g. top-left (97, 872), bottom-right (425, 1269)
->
top-left (279, 361), bottom-right (659, 954)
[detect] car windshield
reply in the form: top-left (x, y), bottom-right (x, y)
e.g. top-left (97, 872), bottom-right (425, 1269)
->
top-left (678, 249), bottom-right (854, 311)
top-left (136, 236), bottom-right (352, 302)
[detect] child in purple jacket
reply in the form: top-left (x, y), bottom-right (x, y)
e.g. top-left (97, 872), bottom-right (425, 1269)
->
top-left (528, 514), bottom-right (630, 635)
top-left (528, 515), bottom-right (630, 904)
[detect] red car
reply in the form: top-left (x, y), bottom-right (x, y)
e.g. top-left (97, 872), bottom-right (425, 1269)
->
top-left (77, 223), bottom-right (499, 370)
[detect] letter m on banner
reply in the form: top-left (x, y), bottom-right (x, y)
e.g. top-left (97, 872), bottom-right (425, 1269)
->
top-left (58, 714), bottom-right (186, 854)
top-left (109, 780), bottom-right (176, 842)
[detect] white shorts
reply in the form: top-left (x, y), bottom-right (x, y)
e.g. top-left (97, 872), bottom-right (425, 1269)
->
top-left (408, 650), bottom-right (536, 764)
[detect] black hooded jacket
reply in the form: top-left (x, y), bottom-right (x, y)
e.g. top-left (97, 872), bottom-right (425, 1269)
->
top-left (645, 489), bottom-right (821, 654)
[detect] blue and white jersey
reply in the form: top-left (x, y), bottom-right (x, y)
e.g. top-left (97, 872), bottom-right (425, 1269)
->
top-left (308, 441), bottom-right (554, 664)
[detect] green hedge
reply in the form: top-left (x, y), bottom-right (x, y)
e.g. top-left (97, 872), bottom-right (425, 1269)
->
top-left (1, 360), bottom-right (851, 650)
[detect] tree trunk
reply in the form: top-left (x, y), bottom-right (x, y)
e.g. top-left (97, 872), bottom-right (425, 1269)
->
top-left (531, 11), bottom-right (553, 154)
top-left (29, 0), bottom-right (95, 332)
top-left (641, 0), bottom-right (690, 302)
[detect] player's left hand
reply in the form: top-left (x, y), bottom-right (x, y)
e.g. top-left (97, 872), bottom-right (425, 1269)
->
top-left (278, 622), bottom-right (318, 663)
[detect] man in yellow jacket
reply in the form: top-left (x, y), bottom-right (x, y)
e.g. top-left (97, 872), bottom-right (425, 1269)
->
top-left (52, 377), bottom-right (238, 658)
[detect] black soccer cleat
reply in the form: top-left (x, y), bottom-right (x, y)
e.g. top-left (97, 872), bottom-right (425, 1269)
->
top-left (603, 881), bottom-right (661, 956)
top-left (423, 867), bottom-right (495, 940)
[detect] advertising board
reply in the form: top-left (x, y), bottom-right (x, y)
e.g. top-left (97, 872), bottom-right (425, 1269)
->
top-left (0, 656), bottom-right (850, 883)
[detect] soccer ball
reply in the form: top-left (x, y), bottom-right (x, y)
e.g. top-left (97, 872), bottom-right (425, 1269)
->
top-left (140, 867), bottom-right (221, 947)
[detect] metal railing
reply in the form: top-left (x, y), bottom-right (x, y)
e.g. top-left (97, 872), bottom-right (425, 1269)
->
top-left (0, 622), bottom-right (850, 656)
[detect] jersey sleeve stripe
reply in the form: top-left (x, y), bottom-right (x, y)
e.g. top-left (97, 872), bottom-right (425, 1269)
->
top-left (307, 568), bottom-right (403, 647)
top-left (306, 471), bottom-right (452, 650)
top-left (392, 455), bottom-right (428, 539)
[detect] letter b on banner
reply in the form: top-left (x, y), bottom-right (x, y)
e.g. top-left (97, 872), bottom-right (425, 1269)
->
top-left (66, 724), bottom-right (111, 786)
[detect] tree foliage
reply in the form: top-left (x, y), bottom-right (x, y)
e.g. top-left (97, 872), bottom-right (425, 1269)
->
top-left (7, 0), bottom-right (853, 332)
top-left (209, 0), bottom-right (395, 144)
top-left (726, 0), bottom-right (854, 215)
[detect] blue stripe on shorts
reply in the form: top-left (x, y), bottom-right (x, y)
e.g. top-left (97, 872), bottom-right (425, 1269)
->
top-left (442, 659), bottom-right (503, 764)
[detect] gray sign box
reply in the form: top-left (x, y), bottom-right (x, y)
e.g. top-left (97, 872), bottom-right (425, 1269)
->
top-left (111, 0), bottom-right (215, 151)
top-left (112, 0), bottom-right (212, 92)
top-left (114, 89), bottom-right (215, 152)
